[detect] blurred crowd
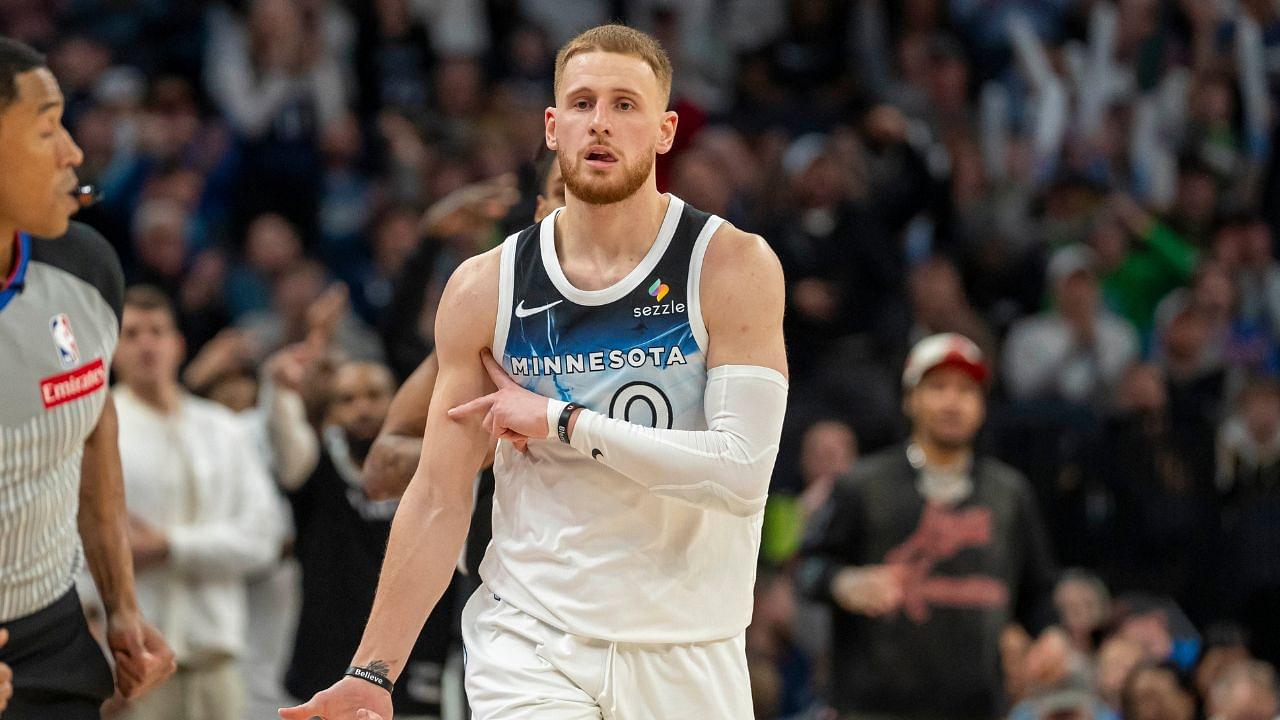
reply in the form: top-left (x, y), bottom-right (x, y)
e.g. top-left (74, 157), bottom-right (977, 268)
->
top-left (7, 0), bottom-right (1280, 718)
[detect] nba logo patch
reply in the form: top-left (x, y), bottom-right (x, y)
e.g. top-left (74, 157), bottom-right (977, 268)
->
top-left (49, 313), bottom-right (80, 367)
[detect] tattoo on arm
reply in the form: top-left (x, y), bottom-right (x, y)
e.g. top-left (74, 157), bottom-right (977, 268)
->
top-left (361, 660), bottom-right (392, 677)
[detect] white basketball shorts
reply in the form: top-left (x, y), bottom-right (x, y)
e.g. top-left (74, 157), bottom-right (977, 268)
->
top-left (461, 585), bottom-right (753, 719)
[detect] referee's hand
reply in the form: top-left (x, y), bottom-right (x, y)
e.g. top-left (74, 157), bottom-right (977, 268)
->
top-left (0, 628), bottom-right (11, 714)
top-left (106, 610), bottom-right (175, 699)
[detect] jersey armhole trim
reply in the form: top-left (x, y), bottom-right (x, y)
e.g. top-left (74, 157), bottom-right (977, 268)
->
top-left (491, 233), bottom-right (519, 361)
top-left (687, 215), bottom-right (724, 355)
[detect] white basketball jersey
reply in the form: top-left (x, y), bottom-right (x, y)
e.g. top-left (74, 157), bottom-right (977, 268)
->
top-left (482, 195), bottom-right (763, 643)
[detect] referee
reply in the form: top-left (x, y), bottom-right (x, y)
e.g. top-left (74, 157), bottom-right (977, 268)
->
top-left (0, 37), bottom-right (174, 718)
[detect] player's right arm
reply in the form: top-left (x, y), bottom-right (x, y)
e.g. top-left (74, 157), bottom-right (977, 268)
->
top-left (279, 249), bottom-right (500, 720)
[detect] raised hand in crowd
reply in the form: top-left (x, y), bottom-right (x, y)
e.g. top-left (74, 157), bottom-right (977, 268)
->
top-left (419, 172), bottom-right (521, 241)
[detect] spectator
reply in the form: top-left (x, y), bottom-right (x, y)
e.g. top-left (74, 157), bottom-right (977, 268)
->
top-left (1196, 624), bottom-right (1255, 704)
top-left (899, 255), bottom-right (999, 370)
top-left (1112, 594), bottom-right (1203, 672)
top-left (381, 172), bottom-right (522, 379)
top-left (763, 419), bottom-right (858, 564)
top-left (349, 203), bottom-right (419, 326)
top-left (1096, 364), bottom-right (1218, 619)
top-left (1053, 569), bottom-right (1112, 653)
top-left (224, 212), bottom-right (305, 320)
top-left (237, 260), bottom-right (385, 365)
top-left (1228, 214), bottom-right (1280, 366)
top-left (1207, 660), bottom-right (1280, 720)
top-left (1152, 261), bottom-right (1234, 383)
top-left (1216, 378), bottom-right (1280, 668)
top-left (1120, 661), bottom-right (1198, 720)
top-left (799, 333), bottom-right (1064, 720)
top-left (1218, 379), bottom-right (1280, 494)
top-left (1168, 156), bottom-right (1222, 248)
top-left (352, 0), bottom-right (436, 120)
top-left (1092, 194), bottom-right (1199, 340)
top-left (1096, 637), bottom-right (1149, 719)
top-left (1004, 244), bottom-right (1139, 408)
top-left (316, 110), bottom-right (377, 283)
top-left (767, 133), bottom-right (899, 377)
top-left (205, 0), bottom-right (348, 238)
top-left (284, 360), bottom-right (460, 717)
top-left (110, 286), bottom-right (283, 720)
top-left (128, 198), bottom-right (188, 294)
top-left (236, 342), bottom-right (321, 720)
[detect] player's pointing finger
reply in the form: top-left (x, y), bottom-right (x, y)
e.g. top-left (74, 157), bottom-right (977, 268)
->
top-left (448, 393), bottom-right (497, 419)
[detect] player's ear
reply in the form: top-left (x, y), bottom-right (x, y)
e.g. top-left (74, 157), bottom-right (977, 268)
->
top-left (655, 110), bottom-right (678, 155)
top-left (545, 107), bottom-right (558, 151)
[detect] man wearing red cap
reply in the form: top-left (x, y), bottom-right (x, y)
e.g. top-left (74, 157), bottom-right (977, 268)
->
top-left (798, 333), bottom-right (1066, 720)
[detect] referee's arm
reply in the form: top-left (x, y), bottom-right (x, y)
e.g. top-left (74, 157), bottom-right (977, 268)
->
top-left (78, 395), bottom-right (134, 619)
top-left (78, 394), bottom-right (175, 697)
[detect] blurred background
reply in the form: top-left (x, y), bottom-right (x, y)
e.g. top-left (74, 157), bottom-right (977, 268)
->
top-left (11, 0), bottom-right (1280, 718)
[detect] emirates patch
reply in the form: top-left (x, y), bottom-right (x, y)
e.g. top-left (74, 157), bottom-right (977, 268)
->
top-left (41, 357), bottom-right (106, 409)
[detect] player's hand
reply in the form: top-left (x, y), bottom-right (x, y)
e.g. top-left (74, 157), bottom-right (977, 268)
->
top-left (106, 609), bottom-right (175, 699)
top-left (448, 351), bottom-right (549, 452)
top-left (831, 565), bottom-right (907, 617)
top-left (0, 628), bottom-right (12, 713)
top-left (279, 676), bottom-right (393, 720)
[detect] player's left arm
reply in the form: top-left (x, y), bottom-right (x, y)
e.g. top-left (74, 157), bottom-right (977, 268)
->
top-left (79, 394), bottom-right (176, 698)
top-left (696, 224), bottom-right (789, 375)
top-left (453, 224), bottom-right (788, 517)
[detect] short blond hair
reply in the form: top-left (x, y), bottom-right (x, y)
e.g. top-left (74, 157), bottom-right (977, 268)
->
top-left (553, 24), bottom-right (672, 105)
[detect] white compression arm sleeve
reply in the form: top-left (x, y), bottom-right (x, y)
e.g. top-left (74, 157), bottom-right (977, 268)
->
top-left (566, 364), bottom-right (788, 517)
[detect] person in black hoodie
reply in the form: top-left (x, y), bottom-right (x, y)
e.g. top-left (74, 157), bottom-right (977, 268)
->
top-left (798, 333), bottom-right (1064, 720)
top-left (284, 360), bottom-right (460, 719)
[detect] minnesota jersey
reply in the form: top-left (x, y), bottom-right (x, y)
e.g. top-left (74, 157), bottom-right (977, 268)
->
top-left (481, 195), bottom-right (763, 643)
top-left (0, 223), bottom-right (122, 622)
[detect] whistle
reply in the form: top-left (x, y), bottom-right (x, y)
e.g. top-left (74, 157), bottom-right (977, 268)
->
top-left (72, 184), bottom-right (102, 208)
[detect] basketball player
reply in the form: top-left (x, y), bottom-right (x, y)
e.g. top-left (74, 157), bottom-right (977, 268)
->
top-left (0, 36), bottom-right (174, 718)
top-left (282, 24), bottom-right (787, 719)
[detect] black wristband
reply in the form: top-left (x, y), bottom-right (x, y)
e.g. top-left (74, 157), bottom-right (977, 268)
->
top-left (557, 402), bottom-right (582, 444)
top-left (345, 665), bottom-right (394, 694)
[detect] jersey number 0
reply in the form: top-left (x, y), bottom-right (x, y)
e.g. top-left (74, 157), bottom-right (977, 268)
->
top-left (608, 381), bottom-right (673, 429)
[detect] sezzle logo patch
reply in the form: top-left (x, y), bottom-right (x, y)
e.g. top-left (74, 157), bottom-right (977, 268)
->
top-left (49, 313), bottom-right (80, 366)
top-left (41, 357), bottom-right (107, 409)
top-left (648, 278), bottom-right (670, 302)
top-left (636, 278), bottom-right (684, 318)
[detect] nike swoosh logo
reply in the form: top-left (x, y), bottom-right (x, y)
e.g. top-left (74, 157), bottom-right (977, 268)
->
top-left (515, 300), bottom-right (563, 318)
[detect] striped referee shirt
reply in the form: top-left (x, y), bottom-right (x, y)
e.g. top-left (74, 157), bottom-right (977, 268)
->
top-left (0, 222), bottom-right (123, 622)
